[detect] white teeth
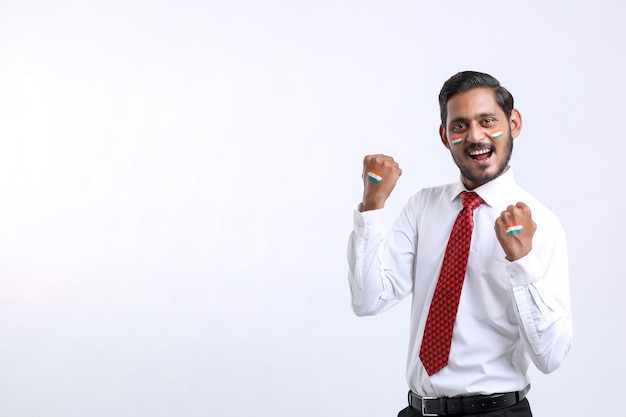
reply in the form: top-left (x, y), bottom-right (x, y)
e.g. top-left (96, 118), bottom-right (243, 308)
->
top-left (469, 148), bottom-right (491, 156)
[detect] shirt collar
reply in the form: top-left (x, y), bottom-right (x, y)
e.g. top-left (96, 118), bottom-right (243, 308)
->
top-left (450, 167), bottom-right (516, 207)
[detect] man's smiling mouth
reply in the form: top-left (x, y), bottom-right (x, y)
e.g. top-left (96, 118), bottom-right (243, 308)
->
top-left (468, 147), bottom-right (493, 160)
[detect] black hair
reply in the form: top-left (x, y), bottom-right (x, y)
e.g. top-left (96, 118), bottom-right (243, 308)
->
top-left (438, 71), bottom-right (514, 126)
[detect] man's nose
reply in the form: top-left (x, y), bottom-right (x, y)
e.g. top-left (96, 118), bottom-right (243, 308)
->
top-left (466, 125), bottom-right (487, 143)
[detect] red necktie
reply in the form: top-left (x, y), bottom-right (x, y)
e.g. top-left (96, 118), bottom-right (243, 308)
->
top-left (419, 191), bottom-right (483, 376)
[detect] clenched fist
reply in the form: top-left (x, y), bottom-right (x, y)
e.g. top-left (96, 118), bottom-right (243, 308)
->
top-left (360, 154), bottom-right (402, 211)
top-left (494, 202), bottom-right (537, 261)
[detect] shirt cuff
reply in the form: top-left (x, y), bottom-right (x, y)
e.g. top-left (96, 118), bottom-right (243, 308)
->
top-left (353, 206), bottom-right (385, 230)
top-left (506, 250), bottom-right (544, 286)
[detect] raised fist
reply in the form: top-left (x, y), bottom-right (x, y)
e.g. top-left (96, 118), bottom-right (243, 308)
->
top-left (494, 202), bottom-right (537, 261)
top-left (360, 154), bottom-right (402, 211)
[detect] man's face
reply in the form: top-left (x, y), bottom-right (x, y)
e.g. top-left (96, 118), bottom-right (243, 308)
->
top-left (439, 87), bottom-right (522, 190)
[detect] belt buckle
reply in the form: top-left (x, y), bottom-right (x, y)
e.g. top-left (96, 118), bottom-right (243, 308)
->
top-left (421, 396), bottom-right (439, 417)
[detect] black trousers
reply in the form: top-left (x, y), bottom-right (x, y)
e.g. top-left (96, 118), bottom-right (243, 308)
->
top-left (397, 398), bottom-right (532, 417)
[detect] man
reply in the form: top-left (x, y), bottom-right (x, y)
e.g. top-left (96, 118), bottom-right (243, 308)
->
top-left (347, 71), bottom-right (572, 417)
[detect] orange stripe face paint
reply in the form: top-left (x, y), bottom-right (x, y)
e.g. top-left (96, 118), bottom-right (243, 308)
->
top-left (491, 131), bottom-right (504, 140)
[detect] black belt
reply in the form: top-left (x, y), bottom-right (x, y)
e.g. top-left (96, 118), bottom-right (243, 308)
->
top-left (408, 384), bottom-right (530, 416)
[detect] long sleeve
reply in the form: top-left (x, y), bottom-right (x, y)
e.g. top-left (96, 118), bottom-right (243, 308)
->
top-left (347, 202), bottom-right (417, 316)
top-left (507, 220), bottom-right (573, 374)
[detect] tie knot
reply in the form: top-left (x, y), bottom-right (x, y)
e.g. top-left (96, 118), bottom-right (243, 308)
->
top-left (461, 191), bottom-right (483, 210)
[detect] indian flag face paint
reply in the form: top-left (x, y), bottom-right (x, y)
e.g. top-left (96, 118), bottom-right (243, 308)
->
top-left (367, 170), bottom-right (383, 183)
top-left (452, 137), bottom-right (463, 146)
top-left (491, 131), bottom-right (504, 140)
top-left (505, 224), bottom-right (523, 236)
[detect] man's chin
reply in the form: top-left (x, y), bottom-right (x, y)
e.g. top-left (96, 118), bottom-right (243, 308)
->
top-left (460, 166), bottom-right (506, 188)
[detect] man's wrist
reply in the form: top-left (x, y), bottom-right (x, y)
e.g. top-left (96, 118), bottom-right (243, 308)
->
top-left (360, 203), bottom-right (384, 212)
top-left (360, 197), bottom-right (386, 211)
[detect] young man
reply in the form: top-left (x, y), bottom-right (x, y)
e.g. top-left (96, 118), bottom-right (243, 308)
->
top-left (347, 71), bottom-right (572, 417)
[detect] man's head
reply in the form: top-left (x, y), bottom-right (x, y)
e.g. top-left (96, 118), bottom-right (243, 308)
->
top-left (438, 71), bottom-right (522, 190)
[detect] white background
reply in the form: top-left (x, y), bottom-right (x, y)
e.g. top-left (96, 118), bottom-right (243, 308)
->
top-left (0, 1), bottom-right (624, 416)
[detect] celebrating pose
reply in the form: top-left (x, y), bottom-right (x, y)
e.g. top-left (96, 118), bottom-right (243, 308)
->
top-left (347, 71), bottom-right (572, 417)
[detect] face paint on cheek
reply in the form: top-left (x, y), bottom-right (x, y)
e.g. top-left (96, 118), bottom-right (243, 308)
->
top-left (452, 137), bottom-right (463, 146)
top-left (491, 131), bottom-right (504, 140)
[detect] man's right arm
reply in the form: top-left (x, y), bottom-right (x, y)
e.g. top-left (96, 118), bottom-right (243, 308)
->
top-left (347, 154), bottom-right (414, 316)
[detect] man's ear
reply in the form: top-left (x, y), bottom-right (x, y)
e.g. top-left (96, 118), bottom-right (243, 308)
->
top-left (509, 109), bottom-right (523, 139)
top-left (439, 124), bottom-right (450, 149)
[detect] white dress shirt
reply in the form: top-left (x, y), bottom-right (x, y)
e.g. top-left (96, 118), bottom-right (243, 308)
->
top-left (347, 168), bottom-right (572, 397)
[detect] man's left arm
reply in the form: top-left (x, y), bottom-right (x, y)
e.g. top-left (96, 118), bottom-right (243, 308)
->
top-left (495, 202), bottom-right (573, 374)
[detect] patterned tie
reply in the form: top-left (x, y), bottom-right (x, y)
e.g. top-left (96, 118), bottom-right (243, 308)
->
top-left (419, 191), bottom-right (483, 376)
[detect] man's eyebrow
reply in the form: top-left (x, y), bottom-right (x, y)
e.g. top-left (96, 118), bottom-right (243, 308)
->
top-left (449, 112), bottom-right (498, 125)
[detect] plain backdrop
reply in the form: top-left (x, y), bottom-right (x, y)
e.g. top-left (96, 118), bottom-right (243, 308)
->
top-left (0, 1), bottom-right (624, 416)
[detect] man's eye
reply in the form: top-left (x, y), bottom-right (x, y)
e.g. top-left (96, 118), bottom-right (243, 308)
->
top-left (483, 118), bottom-right (494, 125)
top-left (453, 123), bottom-right (466, 130)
